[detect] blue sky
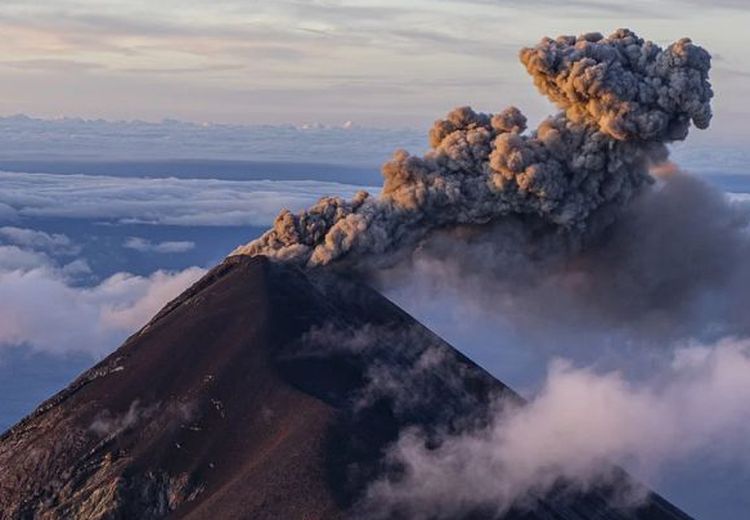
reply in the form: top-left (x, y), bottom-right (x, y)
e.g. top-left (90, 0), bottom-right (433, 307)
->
top-left (1, 0), bottom-right (749, 146)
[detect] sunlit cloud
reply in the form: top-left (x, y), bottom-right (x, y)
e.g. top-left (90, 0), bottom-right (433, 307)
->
top-left (0, 0), bottom-right (745, 135)
top-left (0, 257), bottom-right (205, 355)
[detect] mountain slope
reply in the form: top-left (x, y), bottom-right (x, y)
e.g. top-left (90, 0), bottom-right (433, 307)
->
top-left (0, 255), bottom-right (692, 520)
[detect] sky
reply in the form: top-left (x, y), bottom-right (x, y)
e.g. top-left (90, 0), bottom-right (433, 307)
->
top-left (1, 0), bottom-right (749, 146)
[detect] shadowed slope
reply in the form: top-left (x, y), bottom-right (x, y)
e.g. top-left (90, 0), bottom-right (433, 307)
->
top-left (0, 256), bottom-right (692, 520)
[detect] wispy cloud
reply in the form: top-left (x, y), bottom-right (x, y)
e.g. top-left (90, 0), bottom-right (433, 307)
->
top-left (123, 237), bottom-right (195, 254)
top-left (0, 0), bottom-right (745, 134)
top-left (0, 226), bottom-right (79, 255)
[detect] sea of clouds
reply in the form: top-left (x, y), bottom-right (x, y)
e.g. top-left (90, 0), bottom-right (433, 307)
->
top-left (0, 170), bottom-right (375, 227)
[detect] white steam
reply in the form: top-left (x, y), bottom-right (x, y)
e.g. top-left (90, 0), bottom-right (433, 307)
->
top-left (365, 339), bottom-right (750, 518)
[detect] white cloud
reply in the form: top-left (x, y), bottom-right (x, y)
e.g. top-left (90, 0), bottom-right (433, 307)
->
top-left (0, 170), bottom-right (376, 227)
top-left (123, 237), bottom-right (195, 253)
top-left (96, 268), bottom-right (205, 332)
top-left (728, 192), bottom-right (750, 203)
top-left (368, 339), bottom-right (750, 518)
top-left (0, 202), bottom-right (17, 220)
top-left (0, 225), bottom-right (78, 254)
top-left (0, 246), bottom-right (206, 355)
top-left (60, 258), bottom-right (92, 277)
top-left (0, 245), bottom-right (51, 271)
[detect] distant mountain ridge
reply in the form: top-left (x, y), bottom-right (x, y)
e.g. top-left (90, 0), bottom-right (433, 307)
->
top-left (0, 114), bottom-right (424, 166)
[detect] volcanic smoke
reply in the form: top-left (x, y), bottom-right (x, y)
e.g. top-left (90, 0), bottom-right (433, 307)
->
top-left (232, 29), bottom-right (713, 267)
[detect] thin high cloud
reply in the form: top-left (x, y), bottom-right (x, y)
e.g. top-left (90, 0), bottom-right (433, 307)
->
top-left (4, 1), bottom-right (747, 129)
top-left (0, 171), bottom-right (375, 227)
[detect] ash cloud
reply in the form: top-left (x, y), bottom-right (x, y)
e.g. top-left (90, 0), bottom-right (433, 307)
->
top-left (380, 170), bottom-right (750, 350)
top-left (234, 29), bottom-right (712, 268)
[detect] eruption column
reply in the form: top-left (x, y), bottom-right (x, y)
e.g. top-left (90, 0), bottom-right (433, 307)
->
top-left (232, 29), bottom-right (712, 268)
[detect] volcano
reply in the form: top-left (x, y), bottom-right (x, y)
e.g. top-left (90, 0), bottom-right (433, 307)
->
top-left (0, 255), bottom-right (692, 519)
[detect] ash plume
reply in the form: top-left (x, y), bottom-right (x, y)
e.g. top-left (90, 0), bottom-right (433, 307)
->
top-left (232, 29), bottom-right (712, 267)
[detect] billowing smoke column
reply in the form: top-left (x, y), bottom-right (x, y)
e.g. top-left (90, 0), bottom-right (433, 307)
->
top-left (232, 29), bottom-right (712, 267)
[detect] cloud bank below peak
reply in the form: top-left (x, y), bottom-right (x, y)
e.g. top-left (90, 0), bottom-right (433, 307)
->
top-left (0, 242), bottom-right (206, 355)
top-left (0, 170), bottom-right (376, 227)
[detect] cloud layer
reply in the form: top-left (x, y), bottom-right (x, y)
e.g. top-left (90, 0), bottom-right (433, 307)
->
top-left (0, 233), bottom-right (205, 355)
top-left (0, 263), bottom-right (205, 355)
top-left (0, 226), bottom-right (79, 254)
top-left (0, 170), bottom-right (375, 227)
top-left (0, 115), bottom-right (423, 165)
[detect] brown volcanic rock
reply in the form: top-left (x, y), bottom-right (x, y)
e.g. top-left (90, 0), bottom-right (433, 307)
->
top-left (0, 256), bottom-right (692, 519)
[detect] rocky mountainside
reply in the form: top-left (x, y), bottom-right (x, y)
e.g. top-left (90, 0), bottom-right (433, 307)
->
top-left (0, 255), bottom-right (693, 519)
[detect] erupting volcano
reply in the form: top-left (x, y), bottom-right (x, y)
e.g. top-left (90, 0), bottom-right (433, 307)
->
top-left (0, 28), bottom-right (715, 519)
top-left (0, 256), bottom-right (693, 519)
